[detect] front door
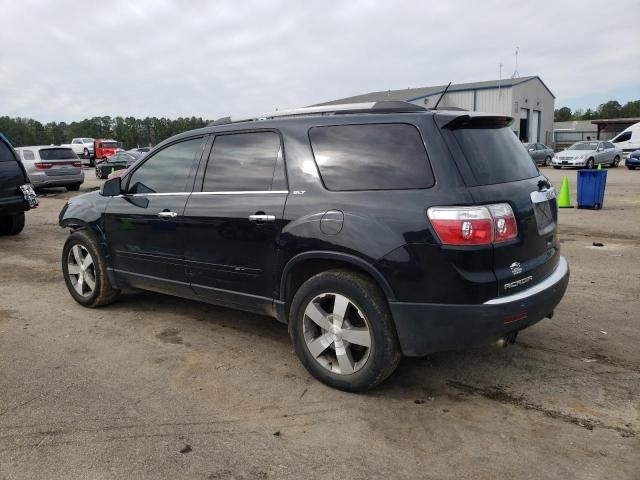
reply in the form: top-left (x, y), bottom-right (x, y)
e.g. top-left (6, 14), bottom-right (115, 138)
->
top-left (183, 130), bottom-right (288, 314)
top-left (105, 136), bottom-right (206, 296)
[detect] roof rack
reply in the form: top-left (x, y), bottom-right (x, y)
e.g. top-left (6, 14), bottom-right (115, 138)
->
top-left (208, 101), bottom-right (426, 126)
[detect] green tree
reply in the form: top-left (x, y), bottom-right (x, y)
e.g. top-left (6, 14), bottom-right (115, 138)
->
top-left (554, 107), bottom-right (572, 121)
top-left (621, 100), bottom-right (640, 118)
top-left (597, 100), bottom-right (622, 119)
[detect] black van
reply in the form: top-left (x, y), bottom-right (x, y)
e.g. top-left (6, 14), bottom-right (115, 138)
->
top-left (0, 133), bottom-right (37, 235)
top-left (59, 102), bottom-right (569, 391)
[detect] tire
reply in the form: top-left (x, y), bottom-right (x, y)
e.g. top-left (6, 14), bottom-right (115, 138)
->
top-left (611, 156), bottom-right (620, 168)
top-left (628, 166), bottom-right (636, 170)
top-left (61, 230), bottom-right (120, 308)
top-left (544, 156), bottom-right (551, 167)
top-left (66, 183), bottom-right (81, 192)
top-left (553, 166), bottom-right (561, 169)
top-left (0, 212), bottom-right (25, 235)
top-left (586, 158), bottom-right (595, 169)
top-left (89, 157), bottom-right (95, 167)
top-left (95, 167), bottom-right (105, 179)
top-left (289, 269), bottom-right (401, 392)
top-left (83, 148), bottom-right (89, 159)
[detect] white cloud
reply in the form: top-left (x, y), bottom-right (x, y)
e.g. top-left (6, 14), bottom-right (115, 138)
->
top-left (1, 0), bottom-right (638, 122)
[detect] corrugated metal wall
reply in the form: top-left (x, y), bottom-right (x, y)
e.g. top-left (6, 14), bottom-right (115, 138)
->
top-left (475, 88), bottom-right (512, 115)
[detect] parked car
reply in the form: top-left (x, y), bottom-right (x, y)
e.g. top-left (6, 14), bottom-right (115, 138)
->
top-left (552, 141), bottom-right (622, 169)
top-left (0, 134), bottom-right (38, 235)
top-left (524, 143), bottom-right (554, 166)
top-left (15, 146), bottom-right (84, 191)
top-left (94, 139), bottom-right (120, 161)
top-left (59, 102), bottom-right (570, 392)
top-left (626, 149), bottom-right (640, 170)
top-left (128, 147), bottom-right (151, 154)
top-left (95, 151), bottom-right (143, 179)
top-left (611, 122), bottom-right (640, 159)
top-left (107, 168), bottom-right (128, 179)
top-left (62, 138), bottom-right (95, 163)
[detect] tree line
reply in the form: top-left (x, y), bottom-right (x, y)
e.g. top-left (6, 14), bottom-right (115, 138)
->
top-left (0, 116), bottom-right (209, 150)
top-left (554, 99), bottom-right (640, 122)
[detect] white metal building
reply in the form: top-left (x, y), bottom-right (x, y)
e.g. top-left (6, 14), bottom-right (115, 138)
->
top-left (314, 76), bottom-right (556, 145)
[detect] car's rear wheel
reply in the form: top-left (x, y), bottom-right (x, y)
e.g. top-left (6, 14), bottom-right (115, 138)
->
top-left (83, 148), bottom-right (89, 159)
top-left (66, 183), bottom-right (81, 191)
top-left (62, 230), bottom-right (120, 308)
top-left (543, 156), bottom-right (551, 166)
top-left (0, 212), bottom-right (25, 235)
top-left (289, 269), bottom-right (401, 392)
top-left (586, 158), bottom-right (595, 169)
top-left (611, 156), bottom-right (620, 168)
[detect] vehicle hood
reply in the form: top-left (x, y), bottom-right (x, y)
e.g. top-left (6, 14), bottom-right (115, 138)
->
top-left (558, 150), bottom-right (593, 157)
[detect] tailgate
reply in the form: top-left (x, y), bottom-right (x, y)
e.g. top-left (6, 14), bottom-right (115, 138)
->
top-left (469, 177), bottom-right (560, 297)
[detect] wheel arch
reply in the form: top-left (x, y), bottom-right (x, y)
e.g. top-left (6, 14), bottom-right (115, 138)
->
top-left (277, 251), bottom-right (397, 323)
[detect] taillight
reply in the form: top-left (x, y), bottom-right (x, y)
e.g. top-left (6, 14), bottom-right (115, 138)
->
top-left (72, 161), bottom-right (82, 167)
top-left (34, 162), bottom-right (53, 169)
top-left (427, 203), bottom-right (517, 246)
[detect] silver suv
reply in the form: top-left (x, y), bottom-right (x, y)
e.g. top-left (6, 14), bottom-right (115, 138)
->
top-left (15, 146), bottom-right (85, 191)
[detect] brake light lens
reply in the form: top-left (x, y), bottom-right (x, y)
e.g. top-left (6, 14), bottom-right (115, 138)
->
top-left (72, 161), bottom-right (82, 168)
top-left (34, 162), bottom-right (53, 169)
top-left (427, 203), bottom-right (517, 246)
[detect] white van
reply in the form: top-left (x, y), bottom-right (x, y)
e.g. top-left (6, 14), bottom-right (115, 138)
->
top-left (611, 122), bottom-right (640, 159)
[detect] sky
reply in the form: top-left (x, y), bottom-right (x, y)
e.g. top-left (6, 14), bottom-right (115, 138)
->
top-left (1, 0), bottom-right (639, 122)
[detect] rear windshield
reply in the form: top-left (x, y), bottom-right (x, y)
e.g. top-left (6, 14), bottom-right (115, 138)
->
top-left (102, 141), bottom-right (118, 148)
top-left (309, 123), bottom-right (434, 191)
top-left (451, 126), bottom-right (539, 186)
top-left (39, 148), bottom-right (78, 160)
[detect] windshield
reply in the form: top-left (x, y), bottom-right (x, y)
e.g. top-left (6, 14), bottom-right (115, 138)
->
top-left (83, 138), bottom-right (93, 143)
top-left (102, 141), bottom-right (118, 148)
top-left (569, 142), bottom-right (597, 151)
top-left (39, 148), bottom-right (78, 160)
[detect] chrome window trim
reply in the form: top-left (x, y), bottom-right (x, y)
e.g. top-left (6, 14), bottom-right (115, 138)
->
top-left (117, 190), bottom-right (289, 198)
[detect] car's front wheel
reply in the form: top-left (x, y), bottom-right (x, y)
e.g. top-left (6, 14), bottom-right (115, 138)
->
top-left (544, 156), bottom-right (551, 166)
top-left (62, 230), bottom-right (120, 308)
top-left (289, 269), bottom-right (401, 392)
top-left (586, 158), bottom-right (595, 169)
top-left (0, 212), bottom-right (25, 235)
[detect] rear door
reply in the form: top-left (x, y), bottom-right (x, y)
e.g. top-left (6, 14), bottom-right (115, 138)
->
top-left (183, 130), bottom-right (288, 314)
top-left (439, 116), bottom-right (560, 298)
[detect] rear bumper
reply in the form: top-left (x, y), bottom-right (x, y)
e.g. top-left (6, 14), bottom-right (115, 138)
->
top-left (30, 172), bottom-right (84, 188)
top-left (389, 256), bottom-right (570, 356)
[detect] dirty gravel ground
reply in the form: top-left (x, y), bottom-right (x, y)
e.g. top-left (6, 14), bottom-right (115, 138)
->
top-left (0, 168), bottom-right (638, 480)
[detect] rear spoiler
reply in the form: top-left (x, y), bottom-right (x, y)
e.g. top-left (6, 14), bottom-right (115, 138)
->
top-left (438, 114), bottom-right (515, 129)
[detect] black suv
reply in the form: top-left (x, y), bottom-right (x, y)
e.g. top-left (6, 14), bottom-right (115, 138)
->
top-left (0, 133), bottom-right (38, 235)
top-left (59, 102), bottom-right (569, 391)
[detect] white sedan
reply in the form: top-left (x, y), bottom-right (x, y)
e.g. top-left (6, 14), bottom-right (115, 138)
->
top-left (552, 141), bottom-right (622, 169)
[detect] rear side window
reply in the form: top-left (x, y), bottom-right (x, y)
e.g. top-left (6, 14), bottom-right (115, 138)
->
top-left (22, 150), bottom-right (35, 160)
top-left (309, 124), bottom-right (434, 191)
top-left (39, 148), bottom-right (78, 160)
top-left (451, 126), bottom-right (539, 186)
top-left (203, 131), bottom-right (284, 192)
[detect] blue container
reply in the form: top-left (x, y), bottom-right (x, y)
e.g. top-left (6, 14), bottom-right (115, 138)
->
top-left (577, 169), bottom-right (608, 209)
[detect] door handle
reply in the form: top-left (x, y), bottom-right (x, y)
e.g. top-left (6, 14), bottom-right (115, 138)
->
top-left (157, 210), bottom-right (178, 219)
top-left (249, 214), bottom-right (275, 223)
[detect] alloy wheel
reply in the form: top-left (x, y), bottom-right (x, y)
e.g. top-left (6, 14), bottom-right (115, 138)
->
top-left (67, 244), bottom-right (96, 297)
top-left (302, 292), bottom-right (372, 375)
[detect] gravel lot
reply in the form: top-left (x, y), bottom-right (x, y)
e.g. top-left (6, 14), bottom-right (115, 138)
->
top-left (1, 167), bottom-right (638, 479)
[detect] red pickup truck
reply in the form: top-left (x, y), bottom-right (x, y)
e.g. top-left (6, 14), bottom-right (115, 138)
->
top-left (94, 139), bottom-right (120, 160)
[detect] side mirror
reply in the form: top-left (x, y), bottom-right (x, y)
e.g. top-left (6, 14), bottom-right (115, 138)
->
top-left (528, 147), bottom-right (534, 151)
top-left (100, 177), bottom-right (122, 196)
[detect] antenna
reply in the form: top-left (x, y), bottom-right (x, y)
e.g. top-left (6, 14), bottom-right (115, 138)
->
top-left (433, 82), bottom-right (452, 110)
top-left (511, 47), bottom-right (520, 79)
top-left (498, 63), bottom-right (503, 97)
